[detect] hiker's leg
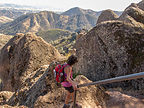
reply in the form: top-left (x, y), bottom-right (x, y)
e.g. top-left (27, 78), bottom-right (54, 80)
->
top-left (65, 91), bottom-right (71, 104)
top-left (71, 92), bottom-right (75, 102)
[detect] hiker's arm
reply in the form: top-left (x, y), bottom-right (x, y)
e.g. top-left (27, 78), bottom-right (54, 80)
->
top-left (65, 66), bottom-right (77, 89)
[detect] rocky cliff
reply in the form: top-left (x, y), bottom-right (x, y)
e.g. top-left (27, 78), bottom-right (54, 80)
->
top-left (0, 33), bottom-right (65, 91)
top-left (75, 0), bottom-right (144, 91)
top-left (0, 62), bottom-right (107, 108)
top-left (0, 32), bottom-right (108, 108)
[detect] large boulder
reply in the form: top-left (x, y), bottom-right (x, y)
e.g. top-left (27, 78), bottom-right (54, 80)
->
top-left (119, 6), bottom-right (144, 28)
top-left (96, 9), bottom-right (118, 24)
top-left (75, 20), bottom-right (144, 91)
top-left (0, 33), bottom-right (65, 91)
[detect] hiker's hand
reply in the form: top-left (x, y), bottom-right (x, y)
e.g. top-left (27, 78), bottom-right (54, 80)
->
top-left (73, 83), bottom-right (78, 90)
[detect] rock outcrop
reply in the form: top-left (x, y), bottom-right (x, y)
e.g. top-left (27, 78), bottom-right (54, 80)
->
top-left (0, 34), bottom-right (13, 51)
top-left (0, 33), bottom-right (65, 91)
top-left (96, 9), bottom-right (118, 24)
top-left (76, 19), bottom-right (144, 90)
top-left (0, 33), bottom-right (107, 108)
top-left (119, 6), bottom-right (144, 28)
top-left (137, 0), bottom-right (144, 11)
top-left (4, 62), bottom-right (107, 108)
top-left (75, 0), bottom-right (144, 91)
top-left (34, 75), bottom-right (107, 108)
top-left (105, 90), bottom-right (144, 108)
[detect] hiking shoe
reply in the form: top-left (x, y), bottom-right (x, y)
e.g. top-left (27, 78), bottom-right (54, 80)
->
top-left (62, 104), bottom-right (70, 108)
top-left (72, 103), bottom-right (82, 108)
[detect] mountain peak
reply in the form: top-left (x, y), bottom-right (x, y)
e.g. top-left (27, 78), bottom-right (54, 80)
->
top-left (62, 7), bottom-right (84, 16)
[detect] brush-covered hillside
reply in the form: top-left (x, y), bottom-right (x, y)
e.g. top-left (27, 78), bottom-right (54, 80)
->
top-left (50, 32), bottom-right (77, 55)
top-left (36, 29), bottom-right (72, 42)
top-left (0, 7), bottom-right (123, 35)
top-left (0, 16), bottom-right (13, 25)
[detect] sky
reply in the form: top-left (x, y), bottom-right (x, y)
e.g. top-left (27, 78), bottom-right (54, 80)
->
top-left (0, 0), bottom-right (142, 11)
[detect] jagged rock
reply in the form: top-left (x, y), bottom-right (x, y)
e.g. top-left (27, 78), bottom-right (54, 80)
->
top-left (0, 34), bottom-right (13, 51)
top-left (96, 9), bottom-right (118, 24)
top-left (0, 33), bottom-right (66, 91)
top-left (0, 91), bottom-right (14, 105)
top-left (137, 0), bottom-right (144, 11)
top-left (125, 3), bottom-right (138, 10)
top-left (119, 6), bottom-right (144, 28)
top-left (76, 33), bottom-right (85, 41)
top-left (6, 62), bottom-right (107, 108)
top-left (34, 75), bottom-right (107, 108)
top-left (0, 91), bottom-right (27, 107)
top-left (75, 20), bottom-right (144, 91)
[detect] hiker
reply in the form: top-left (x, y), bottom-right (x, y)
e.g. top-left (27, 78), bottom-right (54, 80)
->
top-left (62, 55), bottom-right (80, 108)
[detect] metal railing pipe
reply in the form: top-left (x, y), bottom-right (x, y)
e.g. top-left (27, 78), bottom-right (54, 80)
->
top-left (78, 72), bottom-right (144, 88)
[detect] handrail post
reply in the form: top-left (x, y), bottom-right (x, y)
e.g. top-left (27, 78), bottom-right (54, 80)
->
top-left (73, 90), bottom-right (77, 108)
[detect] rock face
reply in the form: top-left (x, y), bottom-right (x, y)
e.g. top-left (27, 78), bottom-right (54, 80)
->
top-left (0, 34), bottom-right (13, 51)
top-left (105, 90), bottom-right (144, 108)
top-left (119, 6), bottom-right (144, 28)
top-left (76, 20), bottom-right (144, 91)
top-left (96, 9), bottom-right (118, 24)
top-left (75, 1), bottom-right (144, 91)
top-left (0, 33), bottom-right (65, 91)
top-left (137, 0), bottom-right (144, 11)
top-left (5, 62), bottom-right (107, 108)
top-left (34, 75), bottom-right (107, 108)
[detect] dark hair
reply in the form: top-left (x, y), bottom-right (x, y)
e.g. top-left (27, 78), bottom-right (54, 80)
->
top-left (67, 55), bottom-right (78, 66)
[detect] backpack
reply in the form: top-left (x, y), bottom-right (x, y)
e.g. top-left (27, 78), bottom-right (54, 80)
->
top-left (53, 63), bottom-right (68, 84)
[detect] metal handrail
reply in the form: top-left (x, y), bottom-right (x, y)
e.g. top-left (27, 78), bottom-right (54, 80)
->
top-left (78, 72), bottom-right (144, 88)
top-left (73, 72), bottom-right (144, 108)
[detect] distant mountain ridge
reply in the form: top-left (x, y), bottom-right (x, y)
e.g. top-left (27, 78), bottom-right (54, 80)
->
top-left (0, 3), bottom-right (38, 10)
top-left (0, 9), bottom-right (36, 19)
top-left (0, 16), bottom-right (13, 25)
top-left (0, 7), bottom-right (122, 35)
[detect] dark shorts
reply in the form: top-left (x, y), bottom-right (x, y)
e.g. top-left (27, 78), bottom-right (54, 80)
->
top-left (64, 86), bottom-right (74, 93)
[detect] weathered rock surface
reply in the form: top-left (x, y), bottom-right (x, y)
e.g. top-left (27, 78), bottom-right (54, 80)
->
top-left (0, 33), bottom-right (107, 107)
top-left (0, 34), bottom-right (13, 51)
top-left (137, 0), bottom-right (144, 11)
top-left (75, 20), bottom-right (144, 91)
top-left (5, 63), bottom-right (107, 108)
top-left (106, 90), bottom-right (144, 108)
top-left (75, 0), bottom-right (144, 92)
top-left (0, 91), bottom-right (14, 105)
top-left (0, 91), bottom-right (27, 107)
top-left (0, 33), bottom-right (65, 91)
top-left (96, 9), bottom-right (118, 24)
top-left (34, 75), bottom-right (107, 108)
top-left (119, 6), bottom-right (144, 28)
